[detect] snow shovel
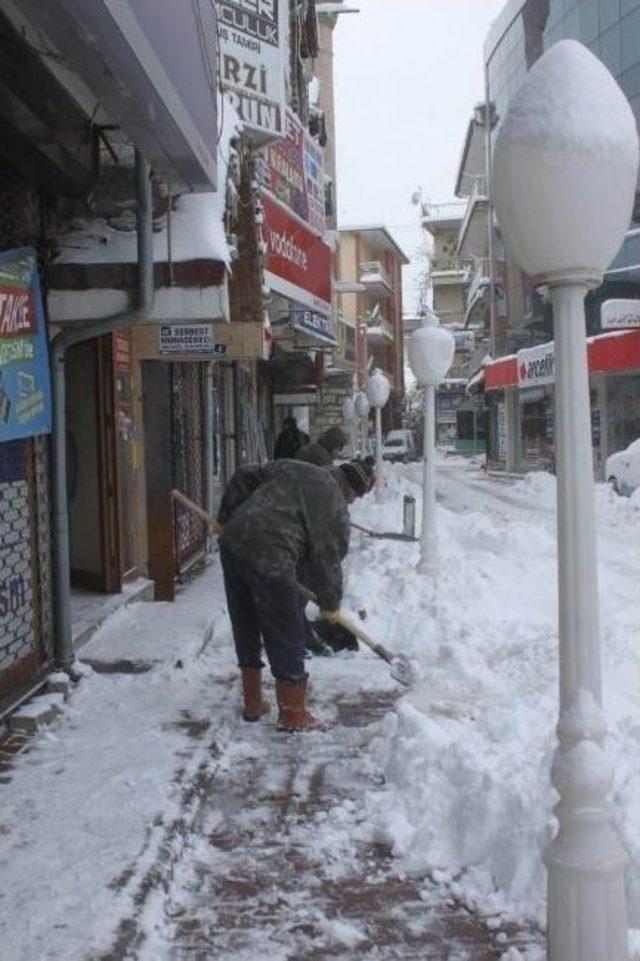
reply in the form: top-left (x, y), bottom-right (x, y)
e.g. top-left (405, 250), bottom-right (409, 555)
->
top-left (296, 585), bottom-right (414, 687)
top-left (171, 489), bottom-right (414, 687)
top-left (350, 521), bottom-right (417, 543)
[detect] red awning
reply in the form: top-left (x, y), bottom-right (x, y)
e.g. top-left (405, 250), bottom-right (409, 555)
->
top-left (484, 329), bottom-right (640, 391)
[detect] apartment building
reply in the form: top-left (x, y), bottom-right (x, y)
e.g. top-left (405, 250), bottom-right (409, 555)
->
top-left (338, 227), bottom-right (408, 432)
top-left (466, 0), bottom-right (640, 476)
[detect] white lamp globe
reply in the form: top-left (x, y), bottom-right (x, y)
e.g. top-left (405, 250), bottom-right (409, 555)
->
top-left (354, 391), bottom-right (370, 418)
top-left (366, 369), bottom-right (390, 408)
top-left (492, 40), bottom-right (639, 282)
top-left (408, 313), bottom-right (455, 387)
top-left (343, 396), bottom-right (355, 423)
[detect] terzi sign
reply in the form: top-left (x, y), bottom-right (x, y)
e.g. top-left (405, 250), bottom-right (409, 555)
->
top-left (216, 0), bottom-right (288, 142)
top-left (517, 342), bottom-right (555, 388)
top-left (0, 249), bottom-right (52, 442)
top-left (263, 194), bottom-right (332, 316)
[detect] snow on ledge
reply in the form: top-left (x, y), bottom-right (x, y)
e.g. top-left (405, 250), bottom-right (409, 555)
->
top-left (55, 94), bottom-right (242, 269)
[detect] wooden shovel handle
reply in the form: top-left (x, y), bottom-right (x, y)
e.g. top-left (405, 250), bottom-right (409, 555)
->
top-left (171, 489), bottom-right (223, 535)
top-left (298, 585), bottom-right (394, 665)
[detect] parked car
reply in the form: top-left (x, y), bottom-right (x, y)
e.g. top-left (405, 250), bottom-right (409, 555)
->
top-left (382, 429), bottom-right (417, 463)
top-left (606, 438), bottom-right (640, 496)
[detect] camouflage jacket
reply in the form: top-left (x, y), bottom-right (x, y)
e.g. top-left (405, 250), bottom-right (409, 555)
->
top-left (218, 460), bottom-right (351, 611)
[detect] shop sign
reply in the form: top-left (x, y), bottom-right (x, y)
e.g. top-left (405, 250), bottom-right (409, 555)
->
top-left (263, 193), bottom-right (332, 315)
top-left (453, 330), bottom-right (475, 351)
top-left (497, 401), bottom-right (507, 461)
top-left (291, 308), bottom-right (336, 345)
top-left (216, 0), bottom-right (288, 142)
top-left (257, 109), bottom-right (326, 233)
top-left (0, 249), bottom-right (51, 443)
top-left (517, 343), bottom-right (555, 388)
top-left (601, 299), bottom-right (640, 330)
top-left (114, 329), bottom-right (132, 374)
top-left (159, 324), bottom-right (227, 355)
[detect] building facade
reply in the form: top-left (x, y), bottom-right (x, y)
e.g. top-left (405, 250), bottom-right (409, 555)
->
top-left (466, 0), bottom-right (640, 474)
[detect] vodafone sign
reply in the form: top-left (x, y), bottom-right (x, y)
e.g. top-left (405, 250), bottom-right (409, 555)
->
top-left (262, 193), bottom-right (332, 316)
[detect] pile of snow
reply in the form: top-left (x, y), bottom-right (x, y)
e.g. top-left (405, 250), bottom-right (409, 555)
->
top-left (347, 463), bottom-right (640, 929)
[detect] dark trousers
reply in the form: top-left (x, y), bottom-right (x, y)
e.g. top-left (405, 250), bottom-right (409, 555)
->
top-left (220, 547), bottom-right (307, 681)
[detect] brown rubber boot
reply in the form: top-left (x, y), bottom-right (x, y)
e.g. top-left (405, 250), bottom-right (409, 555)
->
top-left (241, 668), bottom-right (270, 722)
top-left (275, 675), bottom-right (321, 732)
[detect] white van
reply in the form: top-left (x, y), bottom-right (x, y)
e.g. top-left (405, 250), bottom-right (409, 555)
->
top-left (382, 429), bottom-right (417, 463)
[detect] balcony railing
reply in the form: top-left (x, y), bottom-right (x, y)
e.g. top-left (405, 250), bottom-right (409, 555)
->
top-left (359, 260), bottom-right (393, 291)
top-left (365, 316), bottom-right (394, 342)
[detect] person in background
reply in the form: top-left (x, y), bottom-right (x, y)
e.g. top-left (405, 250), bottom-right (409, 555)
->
top-left (273, 415), bottom-right (309, 460)
top-left (217, 458), bottom-right (375, 732)
top-left (296, 426), bottom-right (348, 467)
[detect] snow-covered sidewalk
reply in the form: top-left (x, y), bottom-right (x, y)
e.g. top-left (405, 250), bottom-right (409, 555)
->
top-left (1, 459), bottom-right (638, 960)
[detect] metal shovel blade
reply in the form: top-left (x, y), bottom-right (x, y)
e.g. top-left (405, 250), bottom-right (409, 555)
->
top-left (389, 655), bottom-right (415, 687)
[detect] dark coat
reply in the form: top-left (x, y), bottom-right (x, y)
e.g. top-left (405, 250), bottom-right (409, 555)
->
top-left (218, 460), bottom-right (351, 611)
top-left (273, 423), bottom-right (309, 460)
top-left (295, 442), bottom-right (333, 467)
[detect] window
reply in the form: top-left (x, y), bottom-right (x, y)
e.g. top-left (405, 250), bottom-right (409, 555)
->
top-left (579, 0), bottom-right (600, 41)
top-left (600, 23), bottom-right (621, 75)
top-left (621, 7), bottom-right (640, 71)
top-left (599, 0), bottom-right (621, 31)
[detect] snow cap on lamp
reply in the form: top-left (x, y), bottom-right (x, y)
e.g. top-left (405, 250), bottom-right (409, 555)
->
top-left (342, 395), bottom-right (356, 422)
top-left (408, 312), bottom-right (455, 387)
top-left (366, 369), bottom-right (390, 408)
top-left (492, 40), bottom-right (639, 282)
top-left (354, 391), bottom-right (370, 418)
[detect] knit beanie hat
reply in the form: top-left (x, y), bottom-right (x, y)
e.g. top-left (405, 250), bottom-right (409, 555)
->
top-left (339, 458), bottom-right (376, 497)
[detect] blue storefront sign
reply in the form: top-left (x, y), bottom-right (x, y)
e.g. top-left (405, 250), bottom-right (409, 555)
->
top-left (291, 308), bottom-right (337, 345)
top-left (0, 248), bottom-right (52, 443)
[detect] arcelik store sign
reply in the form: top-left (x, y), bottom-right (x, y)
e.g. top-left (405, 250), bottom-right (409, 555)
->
top-left (263, 193), bottom-right (332, 317)
top-left (517, 342), bottom-right (555, 388)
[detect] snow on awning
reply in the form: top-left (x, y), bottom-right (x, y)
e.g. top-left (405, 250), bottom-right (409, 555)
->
top-left (466, 367), bottom-right (485, 395)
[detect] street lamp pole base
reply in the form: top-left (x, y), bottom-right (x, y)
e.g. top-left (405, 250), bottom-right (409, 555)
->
top-left (546, 689), bottom-right (629, 961)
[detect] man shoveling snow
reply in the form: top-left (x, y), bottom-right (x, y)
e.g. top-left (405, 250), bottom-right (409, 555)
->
top-left (217, 458), bottom-right (375, 732)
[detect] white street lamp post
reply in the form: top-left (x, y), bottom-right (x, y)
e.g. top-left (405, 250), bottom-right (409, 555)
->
top-left (366, 370), bottom-right (390, 495)
top-left (493, 40), bottom-right (639, 961)
top-left (407, 311), bottom-right (454, 573)
top-left (342, 395), bottom-right (356, 457)
top-left (354, 390), bottom-right (370, 458)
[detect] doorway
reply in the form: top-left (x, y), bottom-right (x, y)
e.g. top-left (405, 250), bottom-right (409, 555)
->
top-left (65, 336), bottom-right (121, 593)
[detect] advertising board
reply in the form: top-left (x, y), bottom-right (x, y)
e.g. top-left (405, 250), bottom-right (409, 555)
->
top-left (263, 194), bottom-right (332, 315)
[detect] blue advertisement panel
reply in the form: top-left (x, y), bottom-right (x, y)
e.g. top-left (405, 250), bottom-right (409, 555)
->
top-left (0, 248), bottom-right (52, 442)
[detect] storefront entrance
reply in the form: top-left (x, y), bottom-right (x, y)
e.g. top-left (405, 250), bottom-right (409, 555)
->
top-left (66, 336), bottom-right (120, 593)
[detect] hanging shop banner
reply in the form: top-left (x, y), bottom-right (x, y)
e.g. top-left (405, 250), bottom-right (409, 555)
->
top-left (291, 308), bottom-right (336, 345)
top-left (601, 299), bottom-right (640, 330)
top-left (263, 194), bottom-right (332, 315)
top-left (0, 248), bottom-right (52, 443)
top-left (517, 342), bottom-right (555, 388)
top-left (216, 0), bottom-right (288, 142)
top-left (257, 108), bottom-right (326, 233)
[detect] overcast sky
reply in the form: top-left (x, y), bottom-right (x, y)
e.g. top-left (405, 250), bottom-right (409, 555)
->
top-left (333, 0), bottom-right (506, 314)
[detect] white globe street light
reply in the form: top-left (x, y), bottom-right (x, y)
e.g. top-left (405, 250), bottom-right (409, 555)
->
top-left (354, 390), bottom-right (370, 457)
top-left (342, 395), bottom-right (356, 457)
top-left (366, 370), bottom-right (390, 495)
top-left (493, 40), bottom-right (638, 961)
top-left (407, 311), bottom-right (454, 573)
